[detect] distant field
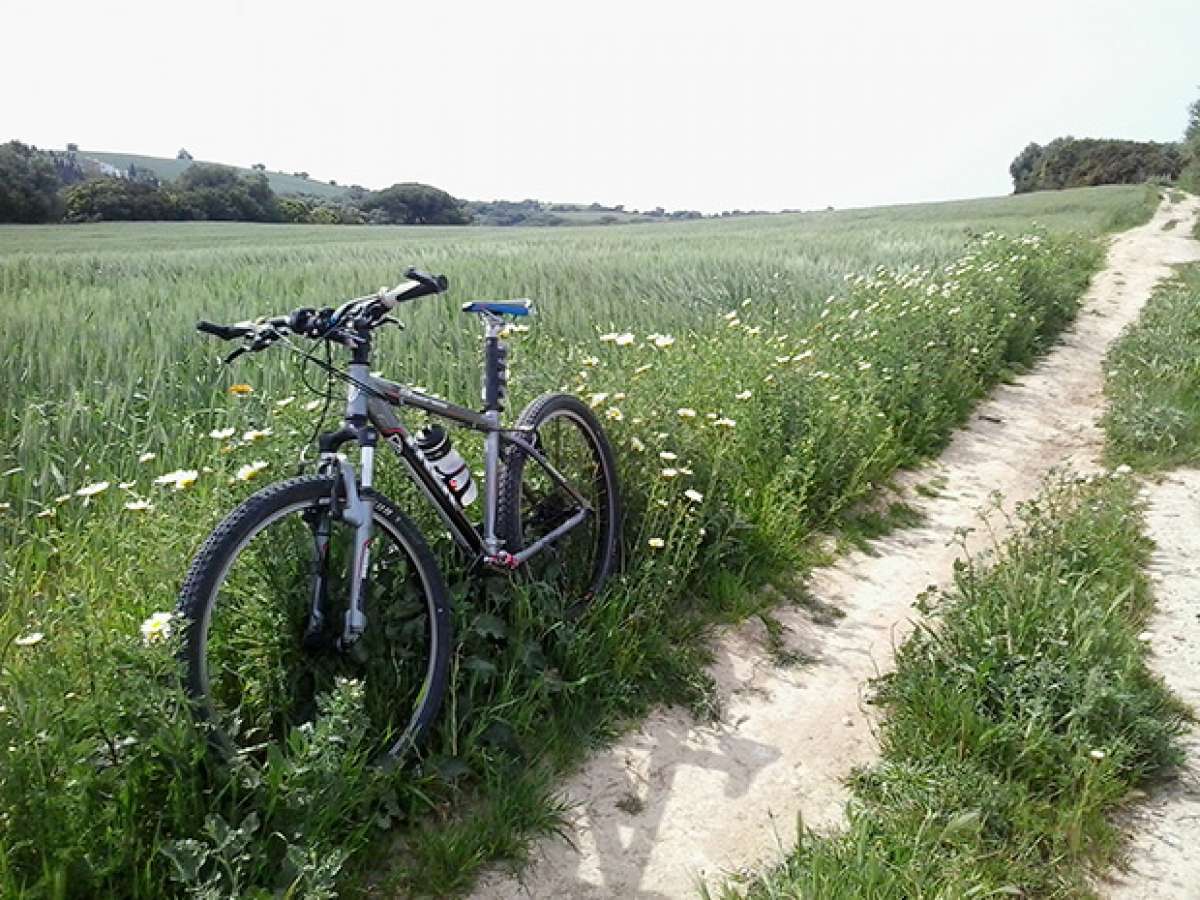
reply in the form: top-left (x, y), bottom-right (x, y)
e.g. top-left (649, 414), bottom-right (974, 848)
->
top-left (0, 183), bottom-right (1158, 897)
top-left (0, 184), bottom-right (1153, 456)
top-left (84, 150), bottom-right (351, 198)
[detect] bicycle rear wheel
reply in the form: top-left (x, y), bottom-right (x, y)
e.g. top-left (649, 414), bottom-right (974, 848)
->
top-left (177, 475), bottom-right (450, 759)
top-left (497, 392), bottom-right (622, 613)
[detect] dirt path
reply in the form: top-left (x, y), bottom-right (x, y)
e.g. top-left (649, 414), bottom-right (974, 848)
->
top-left (1101, 471), bottom-right (1200, 900)
top-left (471, 194), bottom-right (1200, 900)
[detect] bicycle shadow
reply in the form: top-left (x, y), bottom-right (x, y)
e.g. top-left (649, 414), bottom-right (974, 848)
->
top-left (517, 715), bottom-right (783, 898)
top-left (483, 593), bottom-right (877, 899)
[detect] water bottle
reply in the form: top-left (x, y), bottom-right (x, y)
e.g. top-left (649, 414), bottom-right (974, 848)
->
top-left (414, 425), bottom-right (478, 507)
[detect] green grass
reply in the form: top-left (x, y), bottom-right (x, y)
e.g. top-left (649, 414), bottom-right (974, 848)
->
top-left (1104, 263), bottom-right (1200, 470)
top-left (84, 150), bottom-right (351, 199)
top-left (0, 184), bottom-right (1157, 897)
top-left (711, 474), bottom-right (1186, 899)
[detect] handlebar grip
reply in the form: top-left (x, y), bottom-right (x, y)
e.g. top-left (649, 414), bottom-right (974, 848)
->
top-left (404, 267), bottom-right (449, 293)
top-left (197, 320), bottom-right (250, 341)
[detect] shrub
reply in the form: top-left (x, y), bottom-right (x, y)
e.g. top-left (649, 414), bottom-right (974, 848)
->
top-left (0, 140), bottom-right (63, 223)
top-left (1011, 137), bottom-right (1182, 193)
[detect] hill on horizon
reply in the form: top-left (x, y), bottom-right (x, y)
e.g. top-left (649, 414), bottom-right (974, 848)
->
top-left (82, 150), bottom-right (352, 199)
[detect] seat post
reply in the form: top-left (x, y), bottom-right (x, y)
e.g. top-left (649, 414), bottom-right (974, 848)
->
top-left (480, 313), bottom-right (507, 413)
top-left (481, 312), bottom-right (507, 554)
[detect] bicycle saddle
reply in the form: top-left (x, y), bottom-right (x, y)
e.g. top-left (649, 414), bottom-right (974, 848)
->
top-left (461, 299), bottom-right (534, 317)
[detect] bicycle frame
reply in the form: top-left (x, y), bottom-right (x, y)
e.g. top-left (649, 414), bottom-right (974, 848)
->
top-left (312, 314), bottom-right (593, 647)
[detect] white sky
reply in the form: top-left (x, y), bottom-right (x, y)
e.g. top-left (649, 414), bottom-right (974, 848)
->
top-left (5, 0), bottom-right (1197, 213)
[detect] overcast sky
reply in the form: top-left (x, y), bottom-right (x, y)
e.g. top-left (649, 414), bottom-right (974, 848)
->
top-left (5, 0), bottom-right (1197, 213)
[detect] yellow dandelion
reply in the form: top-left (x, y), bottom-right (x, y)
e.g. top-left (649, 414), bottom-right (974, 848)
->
top-left (228, 383), bottom-right (254, 396)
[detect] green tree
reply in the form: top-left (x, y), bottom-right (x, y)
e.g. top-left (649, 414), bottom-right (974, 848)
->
top-left (174, 164), bottom-right (281, 222)
top-left (0, 140), bottom-right (63, 223)
top-left (361, 183), bottom-right (468, 225)
top-left (1182, 91), bottom-right (1200, 191)
top-left (1009, 137), bottom-right (1183, 193)
top-left (62, 177), bottom-right (172, 222)
top-left (1009, 142), bottom-right (1044, 194)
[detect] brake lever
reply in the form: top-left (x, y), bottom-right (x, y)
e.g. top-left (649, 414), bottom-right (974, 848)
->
top-left (223, 346), bottom-right (249, 365)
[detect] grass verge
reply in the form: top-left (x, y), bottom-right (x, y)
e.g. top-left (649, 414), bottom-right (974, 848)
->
top-left (712, 473), bottom-right (1187, 898)
top-left (1104, 263), bottom-right (1200, 470)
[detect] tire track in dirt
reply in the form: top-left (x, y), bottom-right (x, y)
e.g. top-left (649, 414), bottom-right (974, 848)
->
top-left (470, 194), bottom-right (1200, 899)
top-left (1101, 471), bottom-right (1200, 900)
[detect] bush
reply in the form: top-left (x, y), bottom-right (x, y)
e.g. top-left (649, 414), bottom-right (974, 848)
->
top-left (64, 177), bottom-right (174, 222)
top-left (361, 183), bottom-right (469, 225)
top-left (1181, 95), bottom-right (1200, 192)
top-left (1011, 137), bottom-right (1182, 193)
top-left (0, 140), bottom-right (63, 223)
top-left (173, 165), bottom-right (281, 222)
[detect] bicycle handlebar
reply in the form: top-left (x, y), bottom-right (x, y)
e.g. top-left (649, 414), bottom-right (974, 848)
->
top-left (197, 320), bottom-right (254, 341)
top-left (195, 267), bottom-right (448, 354)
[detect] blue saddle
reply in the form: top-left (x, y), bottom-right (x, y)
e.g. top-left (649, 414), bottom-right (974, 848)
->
top-left (461, 299), bottom-right (534, 317)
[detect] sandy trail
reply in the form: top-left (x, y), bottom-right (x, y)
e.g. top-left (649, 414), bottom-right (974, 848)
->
top-left (1101, 471), bottom-right (1200, 900)
top-left (471, 195), bottom-right (1200, 900)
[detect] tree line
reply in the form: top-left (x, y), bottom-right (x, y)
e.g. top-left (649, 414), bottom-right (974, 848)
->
top-left (1010, 89), bottom-right (1200, 194)
top-left (0, 142), bottom-right (468, 225)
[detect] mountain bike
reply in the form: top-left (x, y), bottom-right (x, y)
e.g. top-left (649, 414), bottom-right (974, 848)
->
top-left (179, 268), bottom-right (621, 759)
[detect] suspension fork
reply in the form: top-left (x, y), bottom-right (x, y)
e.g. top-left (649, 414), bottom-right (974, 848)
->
top-left (307, 362), bottom-right (377, 650)
top-left (341, 364), bottom-right (376, 648)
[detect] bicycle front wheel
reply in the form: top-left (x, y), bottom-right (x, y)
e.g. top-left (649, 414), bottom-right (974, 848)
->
top-left (177, 475), bottom-right (450, 759)
top-left (497, 392), bottom-right (622, 613)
